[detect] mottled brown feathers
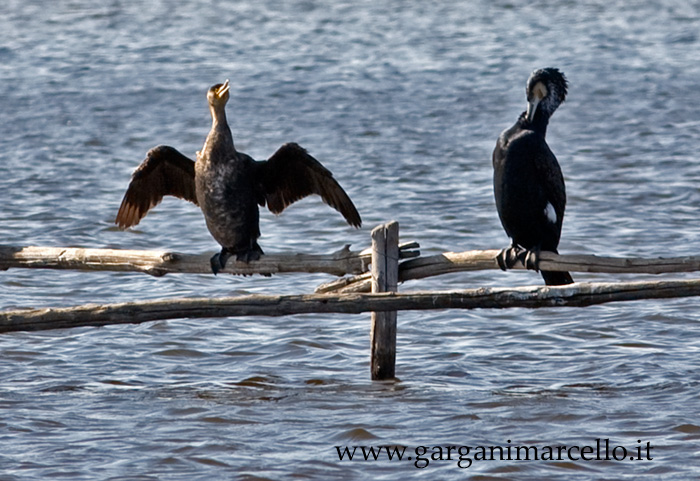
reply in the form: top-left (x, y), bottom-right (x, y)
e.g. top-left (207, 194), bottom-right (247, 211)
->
top-left (256, 143), bottom-right (362, 228)
top-left (115, 145), bottom-right (197, 229)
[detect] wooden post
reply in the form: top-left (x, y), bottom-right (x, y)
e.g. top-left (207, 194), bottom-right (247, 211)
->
top-left (370, 221), bottom-right (399, 380)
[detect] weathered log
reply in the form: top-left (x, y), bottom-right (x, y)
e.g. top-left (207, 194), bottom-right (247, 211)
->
top-left (3, 278), bottom-right (700, 333)
top-left (404, 249), bottom-right (700, 276)
top-left (0, 242), bottom-right (419, 278)
top-left (315, 272), bottom-right (372, 293)
top-left (320, 250), bottom-right (700, 293)
top-left (0, 244), bottom-right (369, 277)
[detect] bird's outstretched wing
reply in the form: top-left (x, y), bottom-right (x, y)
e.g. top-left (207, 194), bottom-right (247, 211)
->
top-left (115, 145), bottom-right (198, 229)
top-left (254, 143), bottom-right (361, 227)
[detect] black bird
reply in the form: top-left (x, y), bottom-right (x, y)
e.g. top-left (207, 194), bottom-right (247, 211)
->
top-left (115, 80), bottom-right (362, 274)
top-left (492, 67), bottom-right (574, 285)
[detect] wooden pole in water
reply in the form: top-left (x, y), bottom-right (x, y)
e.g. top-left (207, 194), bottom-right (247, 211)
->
top-left (370, 221), bottom-right (399, 380)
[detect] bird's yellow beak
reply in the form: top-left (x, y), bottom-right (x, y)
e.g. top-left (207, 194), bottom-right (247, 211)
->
top-left (217, 79), bottom-right (230, 96)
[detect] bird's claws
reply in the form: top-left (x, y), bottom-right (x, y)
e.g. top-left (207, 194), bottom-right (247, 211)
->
top-left (497, 245), bottom-right (523, 271)
top-left (497, 245), bottom-right (542, 272)
top-left (522, 247), bottom-right (542, 272)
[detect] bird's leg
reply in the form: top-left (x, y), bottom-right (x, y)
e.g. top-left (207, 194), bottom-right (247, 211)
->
top-left (523, 246), bottom-right (541, 272)
top-left (497, 243), bottom-right (524, 271)
top-left (210, 248), bottom-right (232, 275)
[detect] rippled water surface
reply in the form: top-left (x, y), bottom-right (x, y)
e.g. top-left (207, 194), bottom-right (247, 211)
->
top-left (2, 1), bottom-right (700, 479)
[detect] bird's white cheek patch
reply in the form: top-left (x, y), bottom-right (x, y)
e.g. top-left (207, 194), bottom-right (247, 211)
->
top-left (545, 202), bottom-right (557, 223)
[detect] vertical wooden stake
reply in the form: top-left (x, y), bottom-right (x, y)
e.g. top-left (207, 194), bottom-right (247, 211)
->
top-left (370, 221), bottom-right (399, 380)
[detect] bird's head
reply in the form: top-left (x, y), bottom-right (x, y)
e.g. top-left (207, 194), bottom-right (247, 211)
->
top-left (207, 79), bottom-right (230, 108)
top-left (525, 68), bottom-right (567, 123)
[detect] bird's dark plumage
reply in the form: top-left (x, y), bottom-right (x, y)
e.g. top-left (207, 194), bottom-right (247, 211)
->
top-left (492, 68), bottom-right (574, 286)
top-left (115, 80), bottom-right (361, 274)
top-left (115, 145), bottom-right (198, 229)
top-left (254, 142), bottom-right (362, 227)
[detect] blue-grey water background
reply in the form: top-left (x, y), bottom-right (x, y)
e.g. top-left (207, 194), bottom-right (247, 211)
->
top-left (2, 1), bottom-right (700, 479)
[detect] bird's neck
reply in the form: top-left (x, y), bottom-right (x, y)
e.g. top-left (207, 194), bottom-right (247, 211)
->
top-left (208, 105), bottom-right (235, 146)
top-left (520, 110), bottom-right (549, 136)
top-left (199, 104), bottom-right (236, 164)
top-left (210, 104), bottom-right (229, 130)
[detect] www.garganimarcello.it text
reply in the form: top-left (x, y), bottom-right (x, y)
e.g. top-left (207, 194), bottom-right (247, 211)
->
top-left (335, 439), bottom-right (653, 469)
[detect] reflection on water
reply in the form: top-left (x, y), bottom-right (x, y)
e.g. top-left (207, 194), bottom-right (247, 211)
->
top-left (1, 0), bottom-right (700, 479)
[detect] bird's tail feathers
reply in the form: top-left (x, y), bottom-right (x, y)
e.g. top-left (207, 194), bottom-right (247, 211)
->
top-left (541, 270), bottom-right (574, 286)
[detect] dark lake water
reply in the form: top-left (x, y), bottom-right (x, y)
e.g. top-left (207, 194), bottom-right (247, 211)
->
top-left (2, 1), bottom-right (700, 479)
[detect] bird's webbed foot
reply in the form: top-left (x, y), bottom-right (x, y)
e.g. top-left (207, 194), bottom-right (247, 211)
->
top-left (523, 246), bottom-right (541, 272)
top-left (235, 249), bottom-right (262, 263)
top-left (497, 244), bottom-right (525, 271)
top-left (210, 246), bottom-right (270, 276)
top-left (235, 247), bottom-right (271, 276)
top-left (210, 248), bottom-right (232, 275)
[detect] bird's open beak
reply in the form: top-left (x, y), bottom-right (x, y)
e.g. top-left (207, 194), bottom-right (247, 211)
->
top-left (217, 79), bottom-right (230, 96)
top-left (526, 97), bottom-right (540, 123)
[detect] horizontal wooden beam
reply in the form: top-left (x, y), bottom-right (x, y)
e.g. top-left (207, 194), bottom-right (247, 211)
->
top-left (6, 244), bottom-right (696, 288)
top-left (403, 249), bottom-right (700, 276)
top-left (0, 244), bottom-right (369, 277)
top-left (0, 243), bottom-right (420, 278)
top-left (318, 250), bottom-right (700, 293)
top-left (3, 278), bottom-right (700, 333)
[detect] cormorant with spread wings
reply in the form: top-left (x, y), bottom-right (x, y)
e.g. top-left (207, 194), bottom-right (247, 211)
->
top-left (115, 80), bottom-right (361, 274)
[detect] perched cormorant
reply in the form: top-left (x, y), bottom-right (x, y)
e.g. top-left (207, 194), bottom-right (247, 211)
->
top-left (492, 68), bottom-right (574, 286)
top-left (115, 80), bottom-right (362, 274)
